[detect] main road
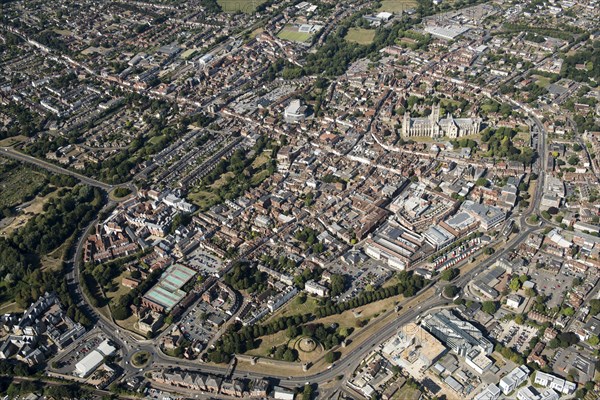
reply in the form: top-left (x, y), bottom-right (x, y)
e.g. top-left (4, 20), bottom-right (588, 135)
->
top-left (0, 146), bottom-right (130, 191)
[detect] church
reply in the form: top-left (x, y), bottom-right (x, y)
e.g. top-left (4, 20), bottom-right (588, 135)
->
top-left (401, 104), bottom-right (481, 139)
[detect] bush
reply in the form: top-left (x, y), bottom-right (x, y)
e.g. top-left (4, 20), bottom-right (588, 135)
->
top-left (324, 351), bottom-right (340, 363)
top-left (113, 187), bottom-right (132, 198)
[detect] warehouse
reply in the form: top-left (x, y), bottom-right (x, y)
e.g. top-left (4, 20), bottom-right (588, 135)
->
top-left (74, 339), bottom-right (116, 378)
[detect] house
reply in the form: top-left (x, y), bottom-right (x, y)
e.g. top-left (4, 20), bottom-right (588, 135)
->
top-left (499, 365), bottom-right (530, 395)
top-left (304, 280), bottom-right (329, 297)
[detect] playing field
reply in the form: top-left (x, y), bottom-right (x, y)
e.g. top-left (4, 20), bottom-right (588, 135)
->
top-left (277, 25), bottom-right (312, 43)
top-left (217, 0), bottom-right (267, 13)
top-left (345, 28), bottom-right (376, 45)
top-left (379, 0), bottom-right (418, 12)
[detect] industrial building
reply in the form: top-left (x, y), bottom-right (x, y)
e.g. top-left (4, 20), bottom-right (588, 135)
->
top-left (74, 339), bottom-right (116, 378)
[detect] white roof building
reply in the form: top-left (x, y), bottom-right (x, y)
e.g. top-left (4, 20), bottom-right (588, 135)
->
top-left (273, 386), bottom-right (295, 400)
top-left (74, 339), bottom-right (116, 378)
top-left (533, 371), bottom-right (576, 395)
top-left (474, 384), bottom-right (501, 400)
top-left (499, 365), bottom-right (530, 395)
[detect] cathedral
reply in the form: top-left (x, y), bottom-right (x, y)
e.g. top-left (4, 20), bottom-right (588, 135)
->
top-left (401, 104), bottom-right (481, 139)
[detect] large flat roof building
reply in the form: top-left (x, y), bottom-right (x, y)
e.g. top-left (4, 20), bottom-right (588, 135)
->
top-left (74, 339), bottom-right (116, 378)
top-left (421, 309), bottom-right (493, 357)
top-left (382, 322), bottom-right (446, 371)
top-left (142, 264), bottom-right (196, 313)
top-left (461, 200), bottom-right (506, 230)
top-left (284, 99), bottom-right (307, 123)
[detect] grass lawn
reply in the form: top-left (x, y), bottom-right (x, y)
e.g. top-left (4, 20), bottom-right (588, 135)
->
top-left (250, 27), bottom-right (264, 38)
top-left (514, 131), bottom-right (531, 143)
top-left (345, 28), bottom-right (376, 45)
top-left (41, 236), bottom-right (72, 271)
top-left (246, 330), bottom-right (290, 357)
top-left (106, 270), bottom-right (133, 307)
top-left (0, 135), bottom-right (28, 147)
top-left (310, 294), bottom-right (402, 333)
top-left (267, 295), bottom-right (320, 321)
top-left (53, 29), bottom-right (72, 36)
top-left (250, 169), bottom-right (271, 186)
top-left (277, 25), bottom-right (313, 43)
top-left (533, 75), bottom-right (551, 88)
top-left (115, 313), bottom-right (140, 333)
top-left (217, 0), bottom-right (267, 13)
top-left (210, 171), bottom-right (235, 190)
top-left (393, 385), bottom-right (421, 400)
top-left (131, 350), bottom-right (151, 367)
top-left (406, 135), bottom-right (436, 143)
top-left (188, 190), bottom-right (220, 209)
top-left (378, 0), bottom-right (417, 12)
top-left (180, 49), bottom-right (198, 60)
top-left (149, 135), bottom-right (166, 145)
top-left (0, 302), bottom-right (23, 314)
top-left (251, 150), bottom-right (272, 169)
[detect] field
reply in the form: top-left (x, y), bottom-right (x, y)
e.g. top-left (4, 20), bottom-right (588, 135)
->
top-left (210, 171), bottom-right (235, 190)
top-left (0, 135), bottom-right (28, 147)
top-left (251, 150), bottom-right (272, 169)
top-left (393, 385), bottom-right (422, 400)
top-left (277, 25), bottom-right (313, 43)
top-left (267, 295), bottom-right (320, 321)
top-left (533, 74), bottom-right (551, 88)
top-left (0, 190), bottom-right (59, 236)
top-left (188, 190), bottom-right (220, 209)
top-left (217, 0), bottom-right (267, 13)
top-left (250, 169), bottom-right (271, 186)
top-left (0, 165), bottom-right (47, 209)
top-left (378, 0), bottom-right (418, 12)
top-left (106, 270), bottom-right (133, 307)
top-left (345, 28), bottom-right (376, 45)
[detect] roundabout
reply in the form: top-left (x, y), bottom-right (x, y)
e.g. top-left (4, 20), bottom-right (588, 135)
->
top-left (130, 350), bottom-right (152, 368)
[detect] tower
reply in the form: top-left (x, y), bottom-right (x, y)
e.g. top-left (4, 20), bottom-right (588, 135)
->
top-left (402, 112), bottom-right (411, 137)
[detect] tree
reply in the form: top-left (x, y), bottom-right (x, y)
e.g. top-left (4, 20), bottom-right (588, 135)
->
top-left (590, 299), bottom-right (600, 315)
top-left (567, 155), bottom-right (580, 165)
top-left (325, 351), bottom-right (340, 363)
top-left (330, 274), bottom-right (347, 297)
top-left (482, 301), bottom-right (498, 315)
top-left (475, 177), bottom-right (489, 187)
top-left (302, 384), bottom-right (313, 400)
top-left (510, 277), bottom-right (521, 292)
top-left (112, 305), bottom-right (130, 320)
top-left (443, 285), bottom-right (459, 298)
top-left (440, 268), bottom-right (459, 281)
top-left (562, 306), bottom-right (575, 316)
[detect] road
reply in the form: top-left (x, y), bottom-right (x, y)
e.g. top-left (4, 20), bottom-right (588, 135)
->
top-left (0, 147), bottom-right (113, 190)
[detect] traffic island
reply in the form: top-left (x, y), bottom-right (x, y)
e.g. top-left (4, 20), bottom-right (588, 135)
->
top-left (131, 350), bottom-right (151, 368)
